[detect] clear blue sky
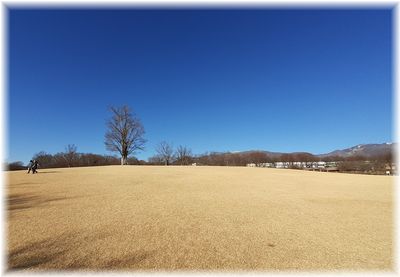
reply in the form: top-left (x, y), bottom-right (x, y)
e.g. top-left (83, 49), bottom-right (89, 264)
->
top-left (8, 8), bottom-right (393, 163)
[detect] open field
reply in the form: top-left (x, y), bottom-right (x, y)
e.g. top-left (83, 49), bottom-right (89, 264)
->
top-left (6, 166), bottom-right (393, 272)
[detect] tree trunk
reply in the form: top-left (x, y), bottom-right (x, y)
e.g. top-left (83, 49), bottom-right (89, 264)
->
top-left (121, 156), bottom-right (127, 165)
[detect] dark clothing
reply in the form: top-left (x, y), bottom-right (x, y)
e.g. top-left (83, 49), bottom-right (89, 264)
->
top-left (32, 161), bottom-right (39, 174)
top-left (27, 160), bottom-right (33, 173)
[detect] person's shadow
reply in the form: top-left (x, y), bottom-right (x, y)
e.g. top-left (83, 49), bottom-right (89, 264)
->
top-left (34, 171), bottom-right (61, 174)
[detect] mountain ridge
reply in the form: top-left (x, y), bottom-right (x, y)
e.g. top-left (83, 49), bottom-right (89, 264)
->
top-left (231, 143), bottom-right (395, 158)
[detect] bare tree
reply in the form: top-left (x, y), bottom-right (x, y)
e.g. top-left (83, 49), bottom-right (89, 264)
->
top-left (33, 151), bottom-right (55, 168)
top-left (248, 151), bottom-right (269, 164)
top-left (105, 106), bottom-right (146, 165)
top-left (175, 145), bottom-right (193, 165)
top-left (156, 141), bottom-right (174, 165)
top-left (148, 155), bottom-right (163, 165)
top-left (63, 144), bottom-right (78, 167)
top-left (7, 161), bottom-right (25, 171)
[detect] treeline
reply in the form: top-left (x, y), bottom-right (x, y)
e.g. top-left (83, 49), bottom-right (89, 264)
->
top-left (194, 152), bottom-right (321, 166)
top-left (5, 142), bottom-right (394, 175)
top-left (6, 144), bottom-right (146, 171)
top-left (337, 158), bottom-right (394, 174)
top-left (148, 141), bottom-right (394, 166)
top-left (6, 161), bottom-right (26, 171)
top-left (146, 142), bottom-right (394, 175)
top-left (31, 151), bottom-right (121, 168)
top-left (149, 149), bottom-right (393, 167)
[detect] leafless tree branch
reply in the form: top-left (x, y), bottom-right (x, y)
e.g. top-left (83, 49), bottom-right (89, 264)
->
top-left (104, 105), bottom-right (146, 165)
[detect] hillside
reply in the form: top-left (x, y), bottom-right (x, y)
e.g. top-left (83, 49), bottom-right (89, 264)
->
top-left (235, 143), bottom-right (395, 159)
top-left (318, 143), bottom-right (395, 158)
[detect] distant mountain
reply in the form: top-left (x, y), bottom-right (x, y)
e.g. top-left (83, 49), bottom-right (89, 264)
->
top-left (239, 150), bottom-right (284, 158)
top-left (235, 143), bottom-right (395, 158)
top-left (318, 143), bottom-right (395, 158)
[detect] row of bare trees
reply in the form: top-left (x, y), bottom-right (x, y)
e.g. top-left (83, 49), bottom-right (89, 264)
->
top-left (147, 147), bottom-right (394, 171)
top-left (193, 151), bottom-right (314, 166)
top-left (148, 142), bottom-right (193, 165)
top-left (24, 144), bottom-right (145, 169)
top-left (336, 152), bottom-right (394, 174)
top-left (147, 147), bottom-right (322, 166)
top-left (7, 147), bottom-right (393, 172)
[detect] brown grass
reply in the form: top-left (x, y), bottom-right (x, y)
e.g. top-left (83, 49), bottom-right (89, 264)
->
top-left (6, 166), bottom-right (393, 272)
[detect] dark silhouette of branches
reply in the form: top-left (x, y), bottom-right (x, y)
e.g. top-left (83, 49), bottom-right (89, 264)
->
top-left (175, 145), bottom-right (193, 165)
top-left (63, 144), bottom-right (78, 167)
top-left (155, 141), bottom-right (175, 165)
top-left (105, 106), bottom-right (146, 165)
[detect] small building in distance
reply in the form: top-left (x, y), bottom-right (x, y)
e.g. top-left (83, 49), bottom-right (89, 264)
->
top-left (258, 163), bottom-right (274, 168)
top-left (246, 161), bottom-right (340, 170)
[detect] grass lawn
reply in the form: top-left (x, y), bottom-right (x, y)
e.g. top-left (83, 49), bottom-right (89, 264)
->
top-left (6, 166), bottom-right (393, 271)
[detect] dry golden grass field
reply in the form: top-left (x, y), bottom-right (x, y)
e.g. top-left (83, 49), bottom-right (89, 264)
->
top-left (6, 165), bottom-right (393, 272)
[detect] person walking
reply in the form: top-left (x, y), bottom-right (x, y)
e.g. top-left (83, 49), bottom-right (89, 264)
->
top-left (27, 159), bottom-right (33, 174)
top-left (31, 160), bottom-right (39, 174)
